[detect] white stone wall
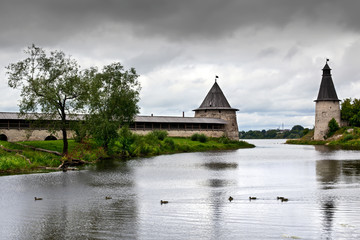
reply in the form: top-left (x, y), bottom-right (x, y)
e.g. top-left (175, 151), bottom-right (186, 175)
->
top-left (0, 129), bottom-right (75, 142)
top-left (0, 128), bottom-right (224, 142)
top-left (194, 110), bottom-right (239, 140)
top-left (314, 101), bottom-right (341, 140)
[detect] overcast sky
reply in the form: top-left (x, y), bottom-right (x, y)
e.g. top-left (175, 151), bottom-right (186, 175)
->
top-left (1, 0), bottom-right (360, 130)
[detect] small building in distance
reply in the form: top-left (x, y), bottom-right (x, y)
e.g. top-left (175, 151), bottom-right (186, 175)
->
top-left (314, 61), bottom-right (341, 140)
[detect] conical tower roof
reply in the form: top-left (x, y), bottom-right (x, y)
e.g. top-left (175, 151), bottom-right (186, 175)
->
top-left (315, 62), bottom-right (340, 102)
top-left (193, 81), bottom-right (239, 111)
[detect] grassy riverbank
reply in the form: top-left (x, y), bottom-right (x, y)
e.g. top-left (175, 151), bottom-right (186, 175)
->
top-left (0, 134), bottom-right (254, 174)
top-left (286, 127), bottom-right (360, 150)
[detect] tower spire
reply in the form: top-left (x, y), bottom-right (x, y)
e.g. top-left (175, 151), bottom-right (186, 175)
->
top-left (315, 61), bottom-right (339, 102)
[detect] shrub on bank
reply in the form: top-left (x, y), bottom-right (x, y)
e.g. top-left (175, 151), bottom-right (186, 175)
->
top-left (190, 133), bottom-right (208, 143)
top-left (152, 130), bottom-right (168, 141)
top-left (164, 138), bottom-right (175, 150)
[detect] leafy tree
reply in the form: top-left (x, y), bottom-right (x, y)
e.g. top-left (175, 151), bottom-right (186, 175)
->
top-left (86, 62), bottom-right (140, 150)
top-left (291, 125), bottom-right (304, 132)
top-left (341, 98), bottom-right (360, 127)
top-left (6, 45), bottom-right (88, 154)
top-left (265, 129), bottom-right (277, 138)
top-left (341, 98), bottom-right (353, 122)
top-left (302, 128), bottom-right (310, 136)
top-left (328, 118), bottom-right (340, 137)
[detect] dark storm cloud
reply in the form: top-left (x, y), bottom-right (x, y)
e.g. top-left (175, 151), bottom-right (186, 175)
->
top-left (2, 0), bottom-right (360, 45)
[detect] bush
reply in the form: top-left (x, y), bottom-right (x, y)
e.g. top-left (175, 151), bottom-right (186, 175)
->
top-left (198, 134), bottom-right (208, 143)
top-left (191, 133), bottom-right (200, 141)
top-left (114, 126), bottom-right (138, 156)
top-left (190, 133), bottom-right (208, 142)
top-left (218, 136), bottom-right (230, 144)
top-left (343, 134), bottom-right (354, 142)
top-left (152, 130), bottom-right (168, 141)
top-left (164, 138), bottom-right (175, 149)
top-left (328, 118), bottom-right (340, 137)
top-left (72, 122), bottom-right (88, 143)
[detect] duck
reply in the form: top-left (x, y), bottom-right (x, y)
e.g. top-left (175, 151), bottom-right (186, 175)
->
top-left (34, 197), bottom-right (43, 201)
top-left (228, 196), bottom-right (234, 202)
top-left (160, 200), bottom-right (169, 205)
top-left (105, 196), bottom-right (112, 200)
top-left (249, 196), bottom-right (257, 200)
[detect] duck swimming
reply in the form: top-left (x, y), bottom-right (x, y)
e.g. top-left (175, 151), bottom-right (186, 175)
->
top-left (228, 196), bottom-right (234, 202)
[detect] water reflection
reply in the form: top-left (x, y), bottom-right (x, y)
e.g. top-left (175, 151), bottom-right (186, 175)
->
top-left (316, 160), bottom-right (341, 185)
top-left (1, 140), bottom-right (360, 239)
top-left (316, 154), bottom-right (360, 240)
top-left (202, 162), bottom-right (238, 170)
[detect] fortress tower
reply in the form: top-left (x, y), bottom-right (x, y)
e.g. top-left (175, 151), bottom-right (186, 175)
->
top-left (193, 81), bottom-right (239, 140)
top-left (314, 61), bottom-right (341, 140)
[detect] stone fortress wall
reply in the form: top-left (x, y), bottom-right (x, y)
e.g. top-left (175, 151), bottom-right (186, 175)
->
top-left (314, 101), bottom-right (341, 140)
top-left (194, 110), bottom-right (239, 140)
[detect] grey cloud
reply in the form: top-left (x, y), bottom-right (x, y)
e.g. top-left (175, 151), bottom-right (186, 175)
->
top-left (126, 48), bottom-right (183, 74)
top-left (258, 47), bottom-right (279, 58)
top-left (2, 0), bottom-right (360, 46)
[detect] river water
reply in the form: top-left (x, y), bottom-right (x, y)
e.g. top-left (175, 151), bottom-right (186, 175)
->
top-left (1, 139), bottom-right (360, 239)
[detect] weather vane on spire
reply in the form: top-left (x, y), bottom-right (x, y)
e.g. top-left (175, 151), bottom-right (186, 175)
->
top-left (326, 58), bottom-right (330, 63)
top-left (215, 75), bottom-right (219, 82)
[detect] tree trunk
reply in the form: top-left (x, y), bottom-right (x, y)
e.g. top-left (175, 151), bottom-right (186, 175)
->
top-left (62, 127), bottom-right (68, 155)
top-left (60, 108), bottom-right (68, 155)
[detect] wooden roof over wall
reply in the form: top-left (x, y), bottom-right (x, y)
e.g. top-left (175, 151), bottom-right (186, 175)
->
top-left (0, 112), bottom-right (227, 125)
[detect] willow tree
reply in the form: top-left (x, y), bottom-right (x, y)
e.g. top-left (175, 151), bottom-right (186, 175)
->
top-left (86, 62), bottom-right (141, 150)
top-left (6, 45), bottom-right (88, 155)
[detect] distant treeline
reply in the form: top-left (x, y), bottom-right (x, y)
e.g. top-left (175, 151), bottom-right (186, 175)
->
top-left (239, 125), bottom-right (310, 139)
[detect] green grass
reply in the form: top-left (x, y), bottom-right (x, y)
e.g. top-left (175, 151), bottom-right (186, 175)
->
top-left (112, 135), bottom-right (255, 159)
top-left (17, 139), bottom-right (79, 153)
top-left (1, 135), bottom-right (254, 174)
top-left (1, 140), bottom-right (62, 173)
top-left (286, 139), bottom-right (326, 145)
top-left (286, 127), bottom-right (360, 150)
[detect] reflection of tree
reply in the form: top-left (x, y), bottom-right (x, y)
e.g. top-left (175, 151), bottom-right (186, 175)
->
top-left (314, 145), bottom-right (337, 155)
top-left (316, 160), bottom-right (341, 185)
top-left (342, 161), bottom-right (360, 177)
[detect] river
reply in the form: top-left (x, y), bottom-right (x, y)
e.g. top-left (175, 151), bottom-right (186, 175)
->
top-left (1, 139), bottom-right (360, 239)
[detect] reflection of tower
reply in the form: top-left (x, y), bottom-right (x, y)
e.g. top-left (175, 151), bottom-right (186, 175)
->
top-left (316, 159), bottom-right (341, 239)
top-left (314, 61), bottom-right (340, 140)
top-left (193, 80), bottom-right (239, 140)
